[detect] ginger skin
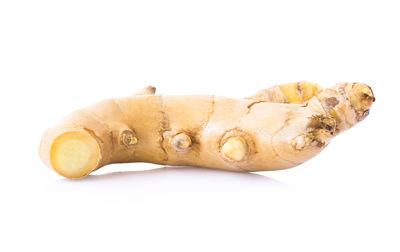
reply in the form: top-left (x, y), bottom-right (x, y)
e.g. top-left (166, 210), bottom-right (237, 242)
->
top-left (39, 82), bottom-right (375, 179)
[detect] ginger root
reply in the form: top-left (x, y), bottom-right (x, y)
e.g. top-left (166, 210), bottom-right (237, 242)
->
top-left (39, 82), bottom-right (375, 179)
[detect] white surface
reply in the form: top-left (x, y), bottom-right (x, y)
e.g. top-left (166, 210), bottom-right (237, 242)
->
top-left (0, 0), bottom-right (399, 251)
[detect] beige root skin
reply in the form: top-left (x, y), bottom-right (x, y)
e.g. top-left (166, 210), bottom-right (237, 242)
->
top-left (39, 82), bottom-right (375, 179)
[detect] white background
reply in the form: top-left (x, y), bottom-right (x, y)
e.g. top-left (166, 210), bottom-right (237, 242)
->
top-left (0, 0), bottom-right (399, 251)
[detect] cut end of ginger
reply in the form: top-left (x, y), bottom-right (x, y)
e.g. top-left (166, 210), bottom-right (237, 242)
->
top-left (221, 136), bottom-right (248, 162)
top-left (50, 131), bottom-right (101, 179)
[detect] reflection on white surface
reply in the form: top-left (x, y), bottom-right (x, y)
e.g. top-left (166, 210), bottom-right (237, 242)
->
top-left (39, 166), bottom-right (299, 201)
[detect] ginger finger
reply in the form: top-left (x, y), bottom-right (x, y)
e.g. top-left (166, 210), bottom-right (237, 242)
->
top-left (39, 82), bottom-right (375, 178)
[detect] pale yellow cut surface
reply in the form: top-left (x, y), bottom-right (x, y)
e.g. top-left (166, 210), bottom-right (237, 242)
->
top-left (50, 131), bottom-right (100, 179)
top-left (221, 136), bottom-right (247, 162)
